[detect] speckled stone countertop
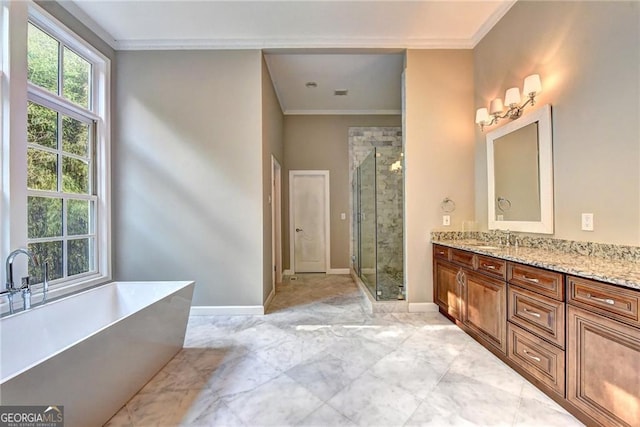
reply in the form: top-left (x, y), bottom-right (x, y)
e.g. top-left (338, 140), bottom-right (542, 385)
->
top-left (432, 239), bottom-right (640, 291)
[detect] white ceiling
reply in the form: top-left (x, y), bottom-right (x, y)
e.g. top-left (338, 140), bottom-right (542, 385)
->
top-left (61, 0), bottom-right (515, 114)
top-left (265, 53), bottom-right (404, 114)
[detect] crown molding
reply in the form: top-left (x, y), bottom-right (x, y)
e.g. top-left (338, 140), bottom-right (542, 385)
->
top-left (471, 0), bottom-right (517, 47)
top-left (114, 37), bottom-right (475, 51)
top-left (57, 1), bottom-right (118, 49)
top-left (284, 109), bottom-right (402, 116)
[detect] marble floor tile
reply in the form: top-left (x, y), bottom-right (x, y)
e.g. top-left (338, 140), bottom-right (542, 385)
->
top-left (222, 374), bottom-right (324, 426)
top-left (181, 398), bottom-right (246, 427)
top-left (327, 371), bottom-right (423, 427)
top-left (513, 397), bottom-right (585, 427)
top-left (105, 273), bottom-right (583, 427)
top-left (285, 353), bottom-right (366, 401)
top-left (204, 352), bottom-right (283, 398)
top-left (444, 349), bottom-right (526, 396)
top-left (406, 379), bottom-right (521, 426)
top-left (369, 348), bottom-right (447, 400)
top-left (297, 404), bottom-right (357, 426)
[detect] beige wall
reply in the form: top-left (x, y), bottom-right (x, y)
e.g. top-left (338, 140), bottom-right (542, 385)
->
top-left (404, 50), bottom-right (475, 303)
top-left (114, 50), bottom-right (265, 307)
top-left (474, 1), bottom-right (640, 244)
top-left (261, 56), bottom-right (284, 302)
top-left (283, 115), bottom-right (401, 271)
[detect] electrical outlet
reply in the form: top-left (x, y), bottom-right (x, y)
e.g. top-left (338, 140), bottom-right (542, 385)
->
top-left (340, 212), bottom-right (346, 220)
top-left (442, 215), bottom-right (451, 226)
top-left (581, 213), bottom-right (594, 231)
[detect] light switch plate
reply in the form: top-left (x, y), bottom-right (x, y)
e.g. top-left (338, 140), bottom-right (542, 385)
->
top-left (340, 213), bottom-right (346, 220)
top-left (442, 215), bottom-right (451, 226)
top-left (581, 213), bottom-right (594, 231)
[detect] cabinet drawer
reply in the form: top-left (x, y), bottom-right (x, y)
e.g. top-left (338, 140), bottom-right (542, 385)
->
top-left (507, 323), bottom-right (565, 398)
top-left (433, 245), bottom-right (450, 260)
top-left (477, 255), bottom-right (506, 280)
top-left (451, 249), bottom-right (475, 269)
top-left (567, 276), bottom-right (639, 327)
top-left (508, 285), bottom-right (565, 348)
top-left (508, 263), bottom-right (564, 301)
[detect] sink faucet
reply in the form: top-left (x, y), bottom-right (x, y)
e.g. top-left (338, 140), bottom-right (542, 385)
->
top-left (3, 249), bottom-right (38, 314)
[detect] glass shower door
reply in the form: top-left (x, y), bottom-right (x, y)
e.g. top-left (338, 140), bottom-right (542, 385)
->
top-left (358, 151), bottom-right (377, 297)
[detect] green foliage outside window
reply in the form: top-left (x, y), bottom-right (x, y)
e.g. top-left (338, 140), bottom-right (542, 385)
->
top-left (26, 23), bottom-right (94, 281)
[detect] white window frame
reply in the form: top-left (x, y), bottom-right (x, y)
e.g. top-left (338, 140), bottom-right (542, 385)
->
top-left (1, 0), bottom-right (111, 305)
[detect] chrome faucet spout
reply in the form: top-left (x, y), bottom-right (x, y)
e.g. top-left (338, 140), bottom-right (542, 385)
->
top-left (5, 248), bottom-right (38, 291)
top-left (4, 249), bottom-right (38, 314)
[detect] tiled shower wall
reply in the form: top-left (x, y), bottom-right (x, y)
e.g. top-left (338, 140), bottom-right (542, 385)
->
top-left (349, 127), bottom-right (403, 300)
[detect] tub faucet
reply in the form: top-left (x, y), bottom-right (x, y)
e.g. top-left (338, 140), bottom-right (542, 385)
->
top-left (4, 249), bottom-right (38, 313)
top-left (42, 262), bottom-right (49, 303)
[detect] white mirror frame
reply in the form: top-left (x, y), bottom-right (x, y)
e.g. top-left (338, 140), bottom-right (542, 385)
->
top-left (487, 104), bottom-right (554, 234)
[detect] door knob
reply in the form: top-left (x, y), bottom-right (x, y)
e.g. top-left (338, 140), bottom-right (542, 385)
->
top-left (296, 228), bottom-right (303, 232)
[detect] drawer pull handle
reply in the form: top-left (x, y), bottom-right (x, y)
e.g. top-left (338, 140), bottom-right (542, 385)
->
top-left (522, 275), bottom-right (540, 283)
top-left (482, 264), bottom-right (496, 270)
top-left (586, 293), bottom-right (615, 305)
top-left (523, 308), bottom-right (541, 318)
top-left (523, 349), bottom-right (541, 362)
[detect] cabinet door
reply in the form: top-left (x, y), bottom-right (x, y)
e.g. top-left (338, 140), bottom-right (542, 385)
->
top-left (462, 270), bottom-right (507, 354)
top-left (567, 305), bottom-right (640, 427)
top-left (434, 259), bottom-right (461, 321)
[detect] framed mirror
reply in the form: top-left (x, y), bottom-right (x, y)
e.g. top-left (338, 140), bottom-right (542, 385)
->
top-left (487, 104), bottom-right (553, 234)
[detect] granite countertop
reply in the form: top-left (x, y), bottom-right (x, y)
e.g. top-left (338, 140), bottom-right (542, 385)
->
top-left (433, 239), bottom-right (640, 291)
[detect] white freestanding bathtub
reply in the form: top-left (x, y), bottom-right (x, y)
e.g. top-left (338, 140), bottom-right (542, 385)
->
top-left (0, 281), bottom-right (195, 427)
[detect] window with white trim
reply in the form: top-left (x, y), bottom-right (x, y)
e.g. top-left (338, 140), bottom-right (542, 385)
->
top-left (1, 2), bottom-right (111, 294)
top-left (27, 21), bottom-right (98, 282)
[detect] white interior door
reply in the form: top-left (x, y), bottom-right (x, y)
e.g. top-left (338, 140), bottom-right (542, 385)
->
top-left (290, 171), bottom-right (329, 273)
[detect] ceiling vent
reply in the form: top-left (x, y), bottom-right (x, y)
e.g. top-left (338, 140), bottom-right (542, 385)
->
top-left (334, 89), bottom-right (348, 96)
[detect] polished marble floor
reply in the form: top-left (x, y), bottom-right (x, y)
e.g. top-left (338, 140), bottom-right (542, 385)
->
top-left (105, 274), bottom-right (584, 427)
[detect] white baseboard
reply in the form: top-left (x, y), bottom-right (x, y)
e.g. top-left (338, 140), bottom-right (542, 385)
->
top-left (408, 302), bottom-right (439, 313)
top-left (283, 268), bottom-right (349, 275)
top-left (190, 305), bottom-right (265, 316)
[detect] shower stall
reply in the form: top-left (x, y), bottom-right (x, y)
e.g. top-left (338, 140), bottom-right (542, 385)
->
top-left (353, 147), bottom-right (404, 300)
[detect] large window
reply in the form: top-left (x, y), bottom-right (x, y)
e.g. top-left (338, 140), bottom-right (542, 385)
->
top-left (27, 23), bottom-right (97, 282)
top-left (1, 2), bottom-right (110, 294)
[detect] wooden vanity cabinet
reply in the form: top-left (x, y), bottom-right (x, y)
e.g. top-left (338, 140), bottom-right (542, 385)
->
top-left (434, 258), bottom-right (462, 321)
top-left (461, 269), bottom-right (507, 354)
top-left (506, 262), bottom-right (567, 399)
top-left (432, 244), bottom-right (507, 354)
top-left (433, 244), bottom-right (640, 426)
top-left (508, 285), bottom-right (565, 348)
top-left (567, 277), bottom-right (640, 427)
top-left (433, 245), bottom-right (460, 320)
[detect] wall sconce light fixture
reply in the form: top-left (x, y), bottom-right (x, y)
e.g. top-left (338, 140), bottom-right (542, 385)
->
top-left (475, 74), bottom-right (542, 131)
